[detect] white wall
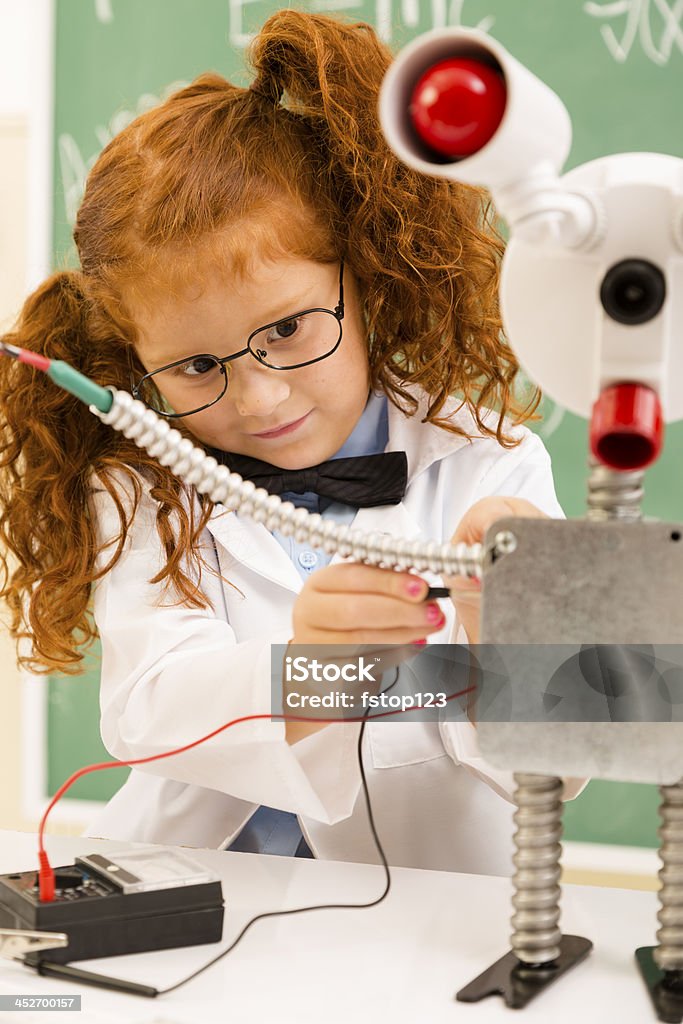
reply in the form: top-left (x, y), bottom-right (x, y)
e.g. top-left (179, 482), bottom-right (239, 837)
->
top-left (0, 0), bottom-right (53, 316)
top-left (0, 0), bottom-right (33, 328)
top-left (0, 4), bottom-right (32, 117)
top-left (0, 117), bottom-right (28, 331)
top-left (0, 2), bottom-right (74, 834)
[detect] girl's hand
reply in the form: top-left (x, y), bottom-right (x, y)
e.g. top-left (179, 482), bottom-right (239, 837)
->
top-left (444, 497), bottom-right (549, 644)
top-left (292, 563), bottom-right (446, 646)
top-left (286, 564), bottom-right (446, 742)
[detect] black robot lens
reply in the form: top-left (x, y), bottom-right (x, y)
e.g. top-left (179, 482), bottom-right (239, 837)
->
top-left (600, 258), bottom-right (666, 325)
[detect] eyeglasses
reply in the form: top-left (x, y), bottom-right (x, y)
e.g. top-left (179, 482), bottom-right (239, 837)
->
top-left (132, 261), bottom-right (345, 418)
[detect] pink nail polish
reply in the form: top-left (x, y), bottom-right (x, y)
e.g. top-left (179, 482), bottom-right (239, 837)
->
top-left (426, 603), bottom-right (442, 624)
top-left (412, 639), bottom-right (427, 646)
top-left (406, 578), bottom-right (424, 597)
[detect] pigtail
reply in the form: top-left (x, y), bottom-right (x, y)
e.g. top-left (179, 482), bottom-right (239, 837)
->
top-left (248, 11), bottom-right (539, 443)
top-left (0, 272), bottom-right (214, 674)
top-left (249, 12), bottom-right (394, 192)
top-left (0, 271), bottom-right (132, 672)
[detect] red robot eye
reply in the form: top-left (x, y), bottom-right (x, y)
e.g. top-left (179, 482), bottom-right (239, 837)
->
top-left (408, 57), bottom-right (507, 159)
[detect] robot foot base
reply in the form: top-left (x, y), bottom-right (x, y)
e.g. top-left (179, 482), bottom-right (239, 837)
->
top-left (456, 934), bottom-right (593, 1009)
top-left (636, 946), bottom-right (683, 1023)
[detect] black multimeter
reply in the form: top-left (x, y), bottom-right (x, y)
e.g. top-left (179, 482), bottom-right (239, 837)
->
top-left (0, 846), bottom-right (224, 964)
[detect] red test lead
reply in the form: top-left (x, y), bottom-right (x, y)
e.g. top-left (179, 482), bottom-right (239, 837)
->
top-left (0, 342), bottom-right (51, 372)
top-left (36, 682), bottom-right (475, 902)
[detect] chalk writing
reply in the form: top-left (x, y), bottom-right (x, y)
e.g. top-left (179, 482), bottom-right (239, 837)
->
top-left (229, 0), bottom-right (265, 47)
top-left (584, 0), bottom-right (683, 64)
top-left (229, 0), bottom-right (494, 46)
top-left (58, 82), bottom-right (187, 225)
top-left (95, 0), bottom-right (114, 23)
top-left (446, 0), bottom-right (495, 34)
top-left (536, 397), bottom-right (566, 440)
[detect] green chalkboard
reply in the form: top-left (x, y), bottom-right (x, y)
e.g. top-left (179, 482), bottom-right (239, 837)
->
top-left (47, 642), bottom-right (129, 801)
top-left (563, 778), bottom-right (660, 848)
top-left (48, 0), bottom-right (683, 842)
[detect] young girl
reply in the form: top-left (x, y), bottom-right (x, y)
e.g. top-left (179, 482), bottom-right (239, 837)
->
top-left (0, 10), bottom-right (582, 875)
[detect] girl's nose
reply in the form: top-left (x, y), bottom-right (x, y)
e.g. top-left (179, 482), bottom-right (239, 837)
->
top-left (230, 361), bottom-right (292, 419)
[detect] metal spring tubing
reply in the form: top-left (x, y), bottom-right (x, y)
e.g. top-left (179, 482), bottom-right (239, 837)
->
top-left (586, 461), bottom-right (683, 973)
top-left (511, 773), bottom-right (564, 965)
top-left (586, 459), bottom-right (644, 522)
top-left (91, 388), bottom-right (483, 577)
top-left (654, 783), bottom-right (683, 972)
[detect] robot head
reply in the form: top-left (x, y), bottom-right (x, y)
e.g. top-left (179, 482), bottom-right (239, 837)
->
top-left (379, 28), bottom-right (683, 471)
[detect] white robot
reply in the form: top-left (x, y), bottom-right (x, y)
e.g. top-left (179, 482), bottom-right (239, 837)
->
top-left (380, 28), bottom-right (683, 1020)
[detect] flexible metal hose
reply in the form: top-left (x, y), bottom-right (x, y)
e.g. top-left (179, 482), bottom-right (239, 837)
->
top-left (91, 388), bottom-right (484, 576)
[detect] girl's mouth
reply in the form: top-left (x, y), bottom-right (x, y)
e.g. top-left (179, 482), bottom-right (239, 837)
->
top-left (251, 411), bottom-right (312, 439)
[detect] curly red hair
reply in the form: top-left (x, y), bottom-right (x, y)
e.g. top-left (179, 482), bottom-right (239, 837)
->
top-left (0, 10), bottom-right (538, 673)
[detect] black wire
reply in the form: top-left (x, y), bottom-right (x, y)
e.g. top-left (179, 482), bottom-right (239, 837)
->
top-left (156, 667), bottom-right (399, 997)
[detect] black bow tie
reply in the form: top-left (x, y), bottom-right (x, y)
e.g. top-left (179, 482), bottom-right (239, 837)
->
top-left (208, 449), bottom-right (408, 508)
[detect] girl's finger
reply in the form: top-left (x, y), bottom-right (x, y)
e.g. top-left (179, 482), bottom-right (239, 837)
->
top-left (291, 624), bottom-right (444, 645)
top-left (451, 496), bottom-right (547, 546)
top-left (309, 563), bottom-right (430, 603)
top-left (299, 590), bottom-right (447, 632)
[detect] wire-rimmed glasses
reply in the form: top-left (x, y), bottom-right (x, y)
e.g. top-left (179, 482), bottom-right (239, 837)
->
top-left (132, 261), bottom-right (345, 418)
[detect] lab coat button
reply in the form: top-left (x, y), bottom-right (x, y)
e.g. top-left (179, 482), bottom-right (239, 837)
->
top-left (298, 550), bottom-right (318, 570)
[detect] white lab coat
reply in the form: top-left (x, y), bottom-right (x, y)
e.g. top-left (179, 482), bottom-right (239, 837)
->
top-left (86, 387), bottom-right (584, 875)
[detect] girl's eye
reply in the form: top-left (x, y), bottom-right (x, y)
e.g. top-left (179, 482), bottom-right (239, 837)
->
top-left (267, 318), bottom-right (300, 342)
top-left (180, 356), bottom-right (218, 377)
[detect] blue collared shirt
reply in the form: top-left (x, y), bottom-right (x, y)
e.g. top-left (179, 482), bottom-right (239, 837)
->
top-left (226, 391), bottom-right (389, 858)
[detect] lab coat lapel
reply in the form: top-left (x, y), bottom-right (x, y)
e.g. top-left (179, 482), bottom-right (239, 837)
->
top-left (205, 507), bottom-right (303, 594)
top-left (384, 386), bottom-right (473, 480)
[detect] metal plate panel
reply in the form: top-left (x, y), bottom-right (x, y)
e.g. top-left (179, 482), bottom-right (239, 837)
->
top-left (478, 518), bottom-right (683, 783)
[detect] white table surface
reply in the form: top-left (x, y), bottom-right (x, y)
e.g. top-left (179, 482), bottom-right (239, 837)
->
top-left (0, 830), bottom-right (663, 1024)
